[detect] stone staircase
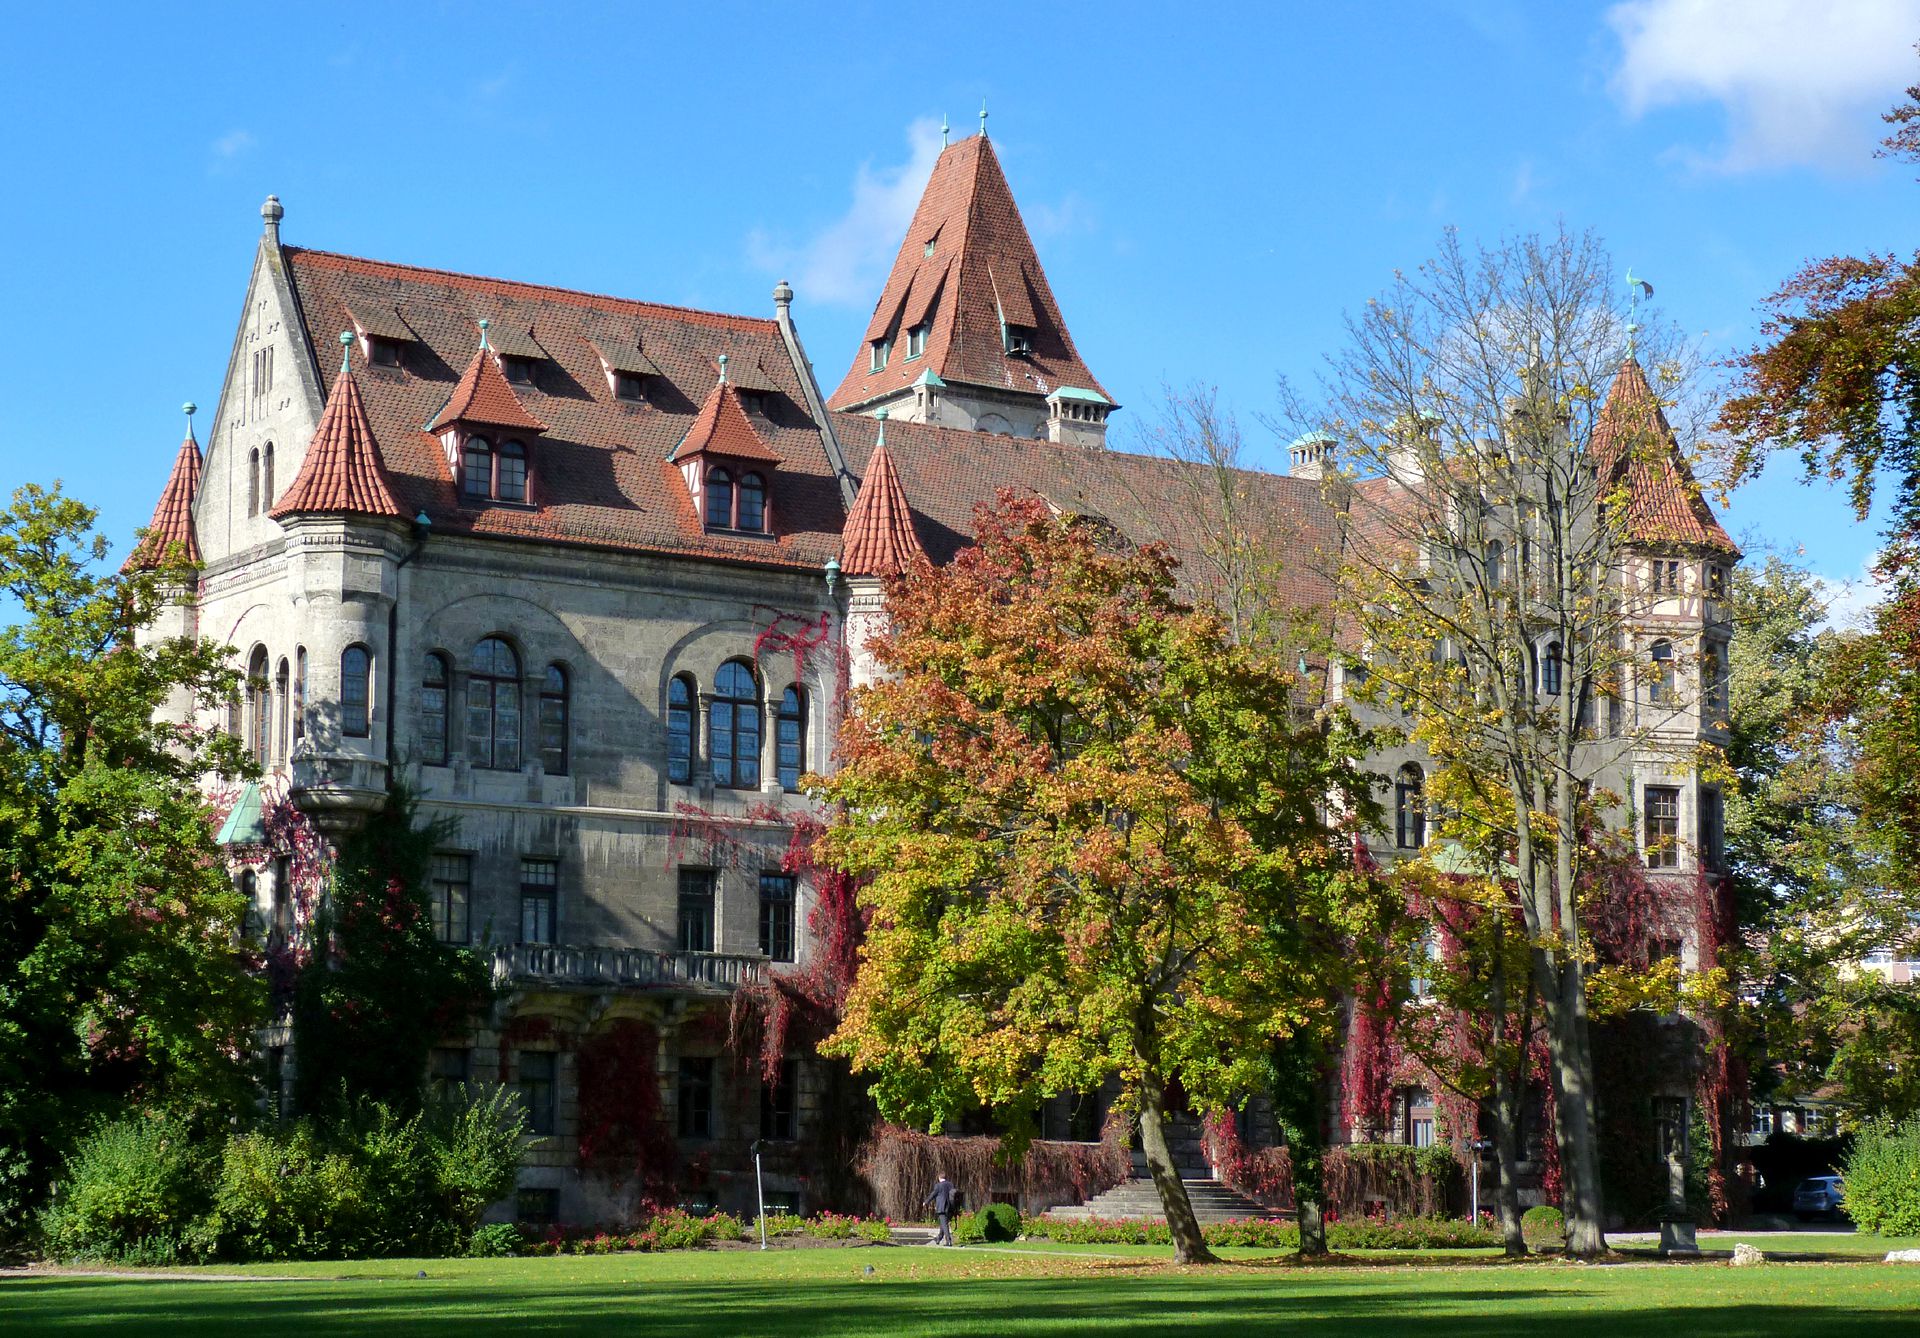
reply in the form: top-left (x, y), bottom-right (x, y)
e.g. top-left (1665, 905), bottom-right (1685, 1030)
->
top-left (1046, 1176), bottom-right (1272, 1223)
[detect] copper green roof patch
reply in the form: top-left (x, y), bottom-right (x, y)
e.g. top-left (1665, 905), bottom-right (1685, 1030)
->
top-left (1047, 386), bottom-right (1109, 404)
top-left (216, 781), bottom-right (266, 847)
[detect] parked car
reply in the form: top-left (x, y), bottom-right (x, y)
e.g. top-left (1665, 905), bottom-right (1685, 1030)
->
top-left (1792, 1175), bottom-right (1847, 1220)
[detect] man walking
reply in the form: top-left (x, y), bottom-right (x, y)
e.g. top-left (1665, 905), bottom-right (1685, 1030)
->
top-left (923, 1173), bottom-right (959, 1246)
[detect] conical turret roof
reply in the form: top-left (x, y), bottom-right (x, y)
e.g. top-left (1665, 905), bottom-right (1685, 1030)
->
top-left (428, 340), bottom-right (548, 434)
top-left (669, 374), bottom-right (782, 465)
top-left (1592, 356), bottom-right (1738, 555)
top-left (271, 360), bottom-right (407, 520)
top-left (126, 426), bottom-right (203, 569)
top-left (840, 429), bottom-right (926, 576)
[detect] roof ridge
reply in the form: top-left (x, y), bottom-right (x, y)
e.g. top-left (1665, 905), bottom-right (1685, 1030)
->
top-left (284, 247), bottom-right (777, 333)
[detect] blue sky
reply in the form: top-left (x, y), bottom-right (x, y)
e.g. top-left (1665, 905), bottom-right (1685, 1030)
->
top-left (1, 0), bottom-right (1914, 616)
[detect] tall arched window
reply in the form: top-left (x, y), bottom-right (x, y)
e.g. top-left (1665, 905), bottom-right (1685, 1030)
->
top-left (1648, 639), bottom-right (1674, 705)
top-left (262, 442), bottom-right (275, 511)
top-left (293, 647), bottom-right (307, 744)
top-left (498, 441), bottom-right (528, 503)
top-left (1541, 641), bottom-right (1563, 696)
top-left (421, 652), bottom-right (450, 765)
top-left (462, 436), bottom-right (494, 499)
top-left (340, 644), bottom-right (372, 738)
top-left (246, 647), bottom-right (270, 767)
top-left (705, 466), bottom-right (734, 529)
top-left (247, 448), bottom-right (261, 517)
top-left (1395, 763), bottom-right (1426, 849)
top-left (738, 472), bottom-right (766, 533)
top-left (274, 657), bottom-right (290, 763)
top-left (539, 664), bottom-right (569, 775)
top-left (667, 674), bottom-right (695, 784)
top-left (467, 637), bottom-right (521, 769)
top-left (777, 686), bottom-right (806, 791)
top-left (712, 659), bottom-right (762, 789)
top-left (1485, 539), bottom-right (1505, 586)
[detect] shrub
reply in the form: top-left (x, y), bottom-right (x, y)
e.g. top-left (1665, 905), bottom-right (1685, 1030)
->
top-left (854, 1217), bottom-right (893, 1243)
top-left (1841, 1119), bottom-right (1920, 1236)
top-left (39, 1113), bottom-right (217, 1264)
top-left (1521, 1205), bottom-right (1565, 1245)
top-left (466, 1223), bottom-right (523, 1257)
top-left (973, 1202), bottom-right (1021, 1243)
top-left (1024, 1214), bottom-right (1496, 1250)
top-left (754, 1212), bottom-right (807, 1238)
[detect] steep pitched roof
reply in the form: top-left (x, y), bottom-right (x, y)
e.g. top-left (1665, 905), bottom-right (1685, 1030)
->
top-left (1592, 357), bottom-right (1739, 556)
top-left (828, 135), bottom-right (1110, 411)
top-left (126, 426), bottom-right (203, 569)
top-left (428, 339), bottom-right (548, 433)
top-left (669, 376), bottom-right (783, 465)
top-left (279, 247), bottom-right (847, 571)
top-left (840, 430), bottom-right (926, 576)
top-left (270, 359), bottom-right (407, 520)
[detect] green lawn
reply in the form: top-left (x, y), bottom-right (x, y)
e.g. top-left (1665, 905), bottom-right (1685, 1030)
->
top-left (6, 1247), bottom-right (1920, 1337)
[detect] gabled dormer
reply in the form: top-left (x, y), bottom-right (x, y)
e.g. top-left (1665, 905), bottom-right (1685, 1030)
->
top-left (427, 320), bottom-right (548, 508)
top-left (587, 332), bottom-right (664, 405)
top-left (667, 355), bottom-right (783, 536)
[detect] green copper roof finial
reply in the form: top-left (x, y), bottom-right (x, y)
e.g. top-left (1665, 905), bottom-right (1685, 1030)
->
top-left (477, 317), bottom-right (490, 351)
top-left (182, 400), bottom-right (197, 421)
top-left (875, 406), bottom-right (888, 448)
top-left (1625, 269), bottom-right (1653, 356)
top-left (717, 352), bottom-right (729, 385)
top-left (338, 330), bottom-right (354, 376)
top-left (941, 113), bottom-right (950, 148)
top-left (979, 99), bottom-right (988, 139)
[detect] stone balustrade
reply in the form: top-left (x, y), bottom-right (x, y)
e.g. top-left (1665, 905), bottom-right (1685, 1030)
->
top-left (490, 942), bottom-right (767, 993)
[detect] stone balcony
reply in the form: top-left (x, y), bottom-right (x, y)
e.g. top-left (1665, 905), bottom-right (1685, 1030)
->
top-left (490, 943), bottom-right (768, 995)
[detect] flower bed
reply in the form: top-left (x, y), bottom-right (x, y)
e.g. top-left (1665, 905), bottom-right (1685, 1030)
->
top-left (520, 1210), bottom-right (893, 1255)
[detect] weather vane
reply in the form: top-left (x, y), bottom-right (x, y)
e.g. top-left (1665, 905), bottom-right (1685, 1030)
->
top-left (1625, 269), bottom-right (1654, 354)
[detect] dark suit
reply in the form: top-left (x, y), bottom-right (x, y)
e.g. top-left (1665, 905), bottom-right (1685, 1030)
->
top-left (924, 1178), bottom-right (959, 1245)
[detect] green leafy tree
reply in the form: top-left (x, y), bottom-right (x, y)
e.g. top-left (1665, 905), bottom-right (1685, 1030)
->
top-left (0, 483), bottom-right (259, 1231)
top-left (820, 494), bottom-right (1384, 1264)
top-left (290, 784), bottom-right (492, 1116)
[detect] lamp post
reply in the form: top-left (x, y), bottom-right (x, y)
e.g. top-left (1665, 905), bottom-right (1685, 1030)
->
top-left (751, 1139), bottom-right (768, 1250)
top-left (1469, 1139), bottom-right (1494, 1223)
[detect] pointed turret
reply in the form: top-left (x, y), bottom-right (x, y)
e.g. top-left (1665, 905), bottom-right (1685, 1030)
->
top-left (841, 417), bottom-right (925, 577)
top-left (427, 321), bottom-right (548, 435)
top-left (829, 131), bottom-right (1114, 445)
top-left (1592, 356), bottom-right (1739, 556)
top-left (271, 335), bottom-right (407, 520)
top-left (668, 359), bottom-right (783, 467)
top-left (126, 407), bottom-right (204, 570)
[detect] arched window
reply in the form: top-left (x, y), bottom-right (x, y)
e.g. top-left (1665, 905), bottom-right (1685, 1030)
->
top-left (274, 658), bottom-right (290, 763)
top-left (246, 646), bottom-right (270, 767)
top-left (462, 435), bottom-right (494, 499)
top-left (262, 442), bottom-right (275, 510)
top-left (293, 647), bottom-right (307, 744)
top-left (1395, 763), bottom-right (1426, 849)
top-left (498, 440), bottom-right (528, 503)
top-left (712, 659), bottom-right (762, 789)
top-left (1541, 641), bottom-right (1563, 696)
top-left (467, 637), bottom-right (521, 770)
top-left (667, 674), bottom-right (695, 784)
top-left (539, 664), bottom-right (569, 776)
top-left (737, 472), bottom-right (766, 533)
top-left (421, 652), bottom-right (450, 766)
top-left (240, 869), bottom-right (259, 939)
top-left (777, 686), bottom-right (806, 791)
top-left (247, 448), bottom-right (261, 517)
top-left (705, 466), bottom-right (734, 529)
top-left (1648, 639), bottom-right (1674, 705)
top-left (1486, 539), bottom-right (1505, 586)
top-left (340, 644), bottom-right (372, 738)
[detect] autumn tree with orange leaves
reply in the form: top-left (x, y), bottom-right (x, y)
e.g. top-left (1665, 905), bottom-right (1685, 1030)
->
top-left (818, 493), bottom-right (1386, 1264)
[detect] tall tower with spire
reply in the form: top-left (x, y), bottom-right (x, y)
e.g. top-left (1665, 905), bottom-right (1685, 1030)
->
top-left (827, 127), bottom-right (1115, 448)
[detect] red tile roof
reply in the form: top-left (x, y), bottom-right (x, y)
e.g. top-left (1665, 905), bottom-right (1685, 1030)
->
top-left (828, 135), bottom-right (1111, 410)
top-left (1593, 357), bottom-right (1739, 556)
top-left (270, 361), bottom-right (408, 520)
top-left (839, 431), bottom-right (926, 576)
top-left (126, 427), bottom-right (202, 569)
top-left (669, 376), bottom-right (783, 465)
top-left (279, 247), bottom-right (850, 572)
top-left (428, 342), bottom-right (548, 433)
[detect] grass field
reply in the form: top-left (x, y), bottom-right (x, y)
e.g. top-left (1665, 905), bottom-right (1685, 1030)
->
top-left (5, 1245), bottom-right (1920, 1337)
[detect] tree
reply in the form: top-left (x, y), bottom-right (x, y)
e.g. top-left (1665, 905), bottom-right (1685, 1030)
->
top-left (0, 483), bottom-right (260, 1230)
top-left (1325, 226), bottom-right (1716, 1256)
top-left (820, 493), bottom-right (1383, 1264)
top-left (290, 783), bottom-right (492, 1116)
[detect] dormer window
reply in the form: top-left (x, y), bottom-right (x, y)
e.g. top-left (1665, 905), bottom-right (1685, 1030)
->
top-left (738, 389), bottom-right (770, 419)
top-left (1004, 325), bottom-right (1034, 357)
top-left (704, 466), bottom-right (768, 534)
top-left (614, 371), bottom-right (647, 403)
top-left (870, 338), bottom-right (891, 372)
top-left (461, 435), bottom-right (530, 505)
top-left (367, 336), bottom-right (404, 369)
top-left (501, 355), bottom-right (538, 387)
top-left (906, 323), bottom-right (927, 359)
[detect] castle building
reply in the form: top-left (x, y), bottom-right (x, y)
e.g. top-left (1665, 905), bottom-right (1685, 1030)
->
top-left (131, 127), bottom-right (1736, 1226)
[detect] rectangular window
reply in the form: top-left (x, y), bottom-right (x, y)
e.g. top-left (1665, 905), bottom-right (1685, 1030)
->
top-left (760, 1057), bottom-right (798, 1142)
top-left (869, 338), bottom-right (890, 371)
top-left (759, 872), bottom-right (796, 963)
top-left (502, 355), bottom-right (537, 386)
top-left (430, 853), bottom-right (472, 944)
top-left (1700, 787), bottom-right (1724, 870)
top-left (521, 858), bottom-right (558, 944)
top-left (421, 658), bottom-right (448, 766)
top-left (1707, 564), bottom-right (1728, 599)
top-left (677, 868), bottom-right (715, 953)
top-left (519, 1051), bottom-right (557, 1136)
top-left (906, 323), bottom-right (927, 359)
top-left (1644, 786), bottom-right (1681, 869)
top-left (516, 1187), bottom-right (558, 1226)
top-left (1651, 559), bottom-right (1682, 596)
top-left (614, 371), bottom-right (647, 402)
top-left (369, 337), bottom-right (403, 368)
top-left (678, 1057), bottom-right (714, 1139)
top-left (430, 1046), bottom-right (471, 1097)
top-left (272, 854), bottom-right (293, 942)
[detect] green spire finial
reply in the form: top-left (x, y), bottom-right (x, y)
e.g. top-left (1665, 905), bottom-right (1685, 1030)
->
top-left (876, 407), bottom-right (888, 447)
top-left (941, 113), bottom-right (950, 148)
top-left (1625, 269), bottom-right (1653, 357)
top-left (338, 330), bottom-right (354, 376)
top-left (979, 99), bottom-right (988, 139)
top-left (477, 317), bottom-right (490, 351)
top-left (717, 353), bottom-right (729, 385)
top-left (182, 400), bottom-right (197, 419)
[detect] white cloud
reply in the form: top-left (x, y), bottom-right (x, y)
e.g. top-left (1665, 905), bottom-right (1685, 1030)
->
top-left (1814, 552), bottom-right (1887, 631)
top-left (1607, 0), bottom-right (1920, 171)
top-left (211, 129), bottom-right (255, 160)
top-left (747, 118), bottom-right (944, 307)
